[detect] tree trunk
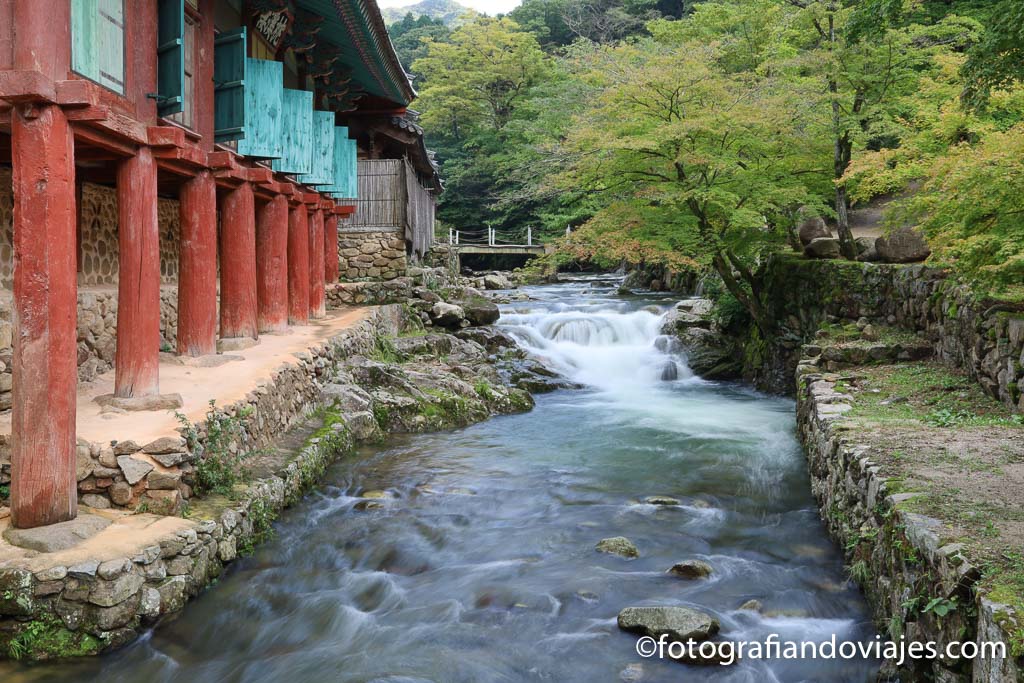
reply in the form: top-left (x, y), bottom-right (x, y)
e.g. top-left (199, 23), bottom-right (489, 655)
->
top-left (711, 252), bottom-right (772, 337)
top-left (828, 9), bottom-right (858, 260)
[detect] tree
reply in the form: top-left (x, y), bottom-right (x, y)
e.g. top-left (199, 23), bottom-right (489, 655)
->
top-left (560, 28), bottom-right (825, 332)
top-left (962, 0), bottom-right (1024, 108)
top-left (389, 14), bottom-right (452, 74)
top-left (414, 17), bottom-right (549, 135)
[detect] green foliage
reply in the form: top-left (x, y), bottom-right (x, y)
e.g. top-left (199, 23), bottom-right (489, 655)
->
top-left (238, 496), bottom-right (277, 556)
top-left (922, 596), bottom-right (958, 618)
top-left (6, 615), bottom-right (101, 660)
top-left (962, 0), bottom-right (1024, 108)
top-left (176, 400), bottom-right (252, 497)
top-left (389, 13), bottom-right (452, 73)
top-left (369, 337), bottom-right (405, 364)
top-left (411, 0), bottom-right (1024, 295)
top-left (847, 560), bottom-right (871, 585)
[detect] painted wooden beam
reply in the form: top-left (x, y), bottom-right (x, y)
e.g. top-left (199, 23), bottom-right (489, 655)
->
top-left (177, 170), bottom-right (218, 357)
top-left (220, 182), bottom-right (259, 340)
top-left (9, 104), bottom-right (78, 529)
top-left (256, 194), bottom-right (289, 333)
top-left (115, 147), bottom-right (161, 398)
top-left (287, 204), bottom-right (310, 325)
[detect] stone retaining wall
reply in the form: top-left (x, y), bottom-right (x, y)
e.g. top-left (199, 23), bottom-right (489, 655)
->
top-left (798, 371), bottom-right (1022, 682)
top-left (749, 256), bottom-right (1024, 410)
top-left (0, 411), bottom-right (359, 659)
top-left (0, 306), bottom-right (403, 514)
top-left (326, 278), bottom-right (413, 306)
top-left (0, 169), bottom-right (180, 289)
top-left (337, 229), bottom-right (407, 280)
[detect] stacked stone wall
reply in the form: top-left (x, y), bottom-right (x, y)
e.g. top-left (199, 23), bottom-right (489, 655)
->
top-left (798, 371), bottom-right (1022, 682)
top-left (337, 229), bottom-right (407, 280)
top-left (0, 171), bottom-right (180, 289)
top-left (748, 256), bottom-right (1024, 411)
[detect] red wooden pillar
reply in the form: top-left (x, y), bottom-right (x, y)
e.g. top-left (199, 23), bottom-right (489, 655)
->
top-left (115, 147), bottom-right (161, 398)
top-left (308, 208), bottom-right (326, 319)
top-left (220, 182), bottom-right (258, 339)
top-left (177, 170), bottom-right (218, 356)
top-left (287, 203), bottom-right (310, 325)
top-left (10, 104), bottom-right (78, 528)
top-left (256, 194), bottom-right (289, 333)
top-left (324, 214), bottom-right (340, 283)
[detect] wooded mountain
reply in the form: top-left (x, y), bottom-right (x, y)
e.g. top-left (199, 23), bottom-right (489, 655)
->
top-left (382, 0), bottom-right (474, 25)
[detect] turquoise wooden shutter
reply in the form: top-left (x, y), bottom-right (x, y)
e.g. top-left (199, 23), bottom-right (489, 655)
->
top-left (271, 89), bottom-right (313, 175)
top-left (329, 129), bottom-right (358, 200)
top-left (237, 59), bottom-right (283, 158)
top-left (213, 27), bottom-right (247, 142)
top-left (71, 0), bottom-right (125, 94)
top-left (156, 0), bottom-right (184, 116)
top-left (305, 111), bottom-right (335, 185)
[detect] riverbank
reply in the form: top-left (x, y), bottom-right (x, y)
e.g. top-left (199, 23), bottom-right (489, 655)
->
top-left (3, 274), bottom-right (879, 682)
top-left (0, 273), bottom-right (549, 660)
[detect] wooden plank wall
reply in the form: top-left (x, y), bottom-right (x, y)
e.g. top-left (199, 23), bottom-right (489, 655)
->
top-left (349, 159), bottom-right (435, 261)
top-left (404, 159), bottom-right (435, 260)
top-left (351, 159), bottom-right (405, 229)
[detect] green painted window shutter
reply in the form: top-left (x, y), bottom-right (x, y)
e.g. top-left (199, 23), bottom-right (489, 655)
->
top-left (305, 111), bottom-right (336, 186)
top-left (271, 89), bottom-right (314, 175)
top-left (156, 0), bottom-right (185, 116)
top-left (329, 128), bottom-right (358, 200)
top-left (237, 59), bottom-right (284, 159)
top-left (71, 0), bottom-right (125, 94)
top-left (213, 27), bottom-right (247, 142)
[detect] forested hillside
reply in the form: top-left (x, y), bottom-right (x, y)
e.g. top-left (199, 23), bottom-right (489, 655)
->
top-left (391, 0), bottom-right (1024, 304)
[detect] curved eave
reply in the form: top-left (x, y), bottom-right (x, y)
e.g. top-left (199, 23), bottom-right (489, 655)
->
top-left (298, 0), bottom-right (415, 107)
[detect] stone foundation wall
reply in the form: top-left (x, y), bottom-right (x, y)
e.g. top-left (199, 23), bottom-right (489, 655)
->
top-left (748, 256), bottom-right (1024, 410)
top-left (0, 169), bottom-right (180, 289)
top-left (798, 372), bottom-right (1022, 682)
top-left (326, 278), bottom-right (412, 306)
top-left (338, 229), bottom-right (407, 281)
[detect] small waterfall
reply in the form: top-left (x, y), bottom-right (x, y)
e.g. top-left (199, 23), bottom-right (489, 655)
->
top-left (499, 305), bottom-right (694, 392)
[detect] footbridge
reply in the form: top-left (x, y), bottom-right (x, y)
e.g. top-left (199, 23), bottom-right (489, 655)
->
top-left (447, 228), bottom-right (546, 257)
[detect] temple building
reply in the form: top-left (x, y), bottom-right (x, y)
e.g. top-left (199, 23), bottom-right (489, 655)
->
top-left (0, 0), bottom-right (440, 529)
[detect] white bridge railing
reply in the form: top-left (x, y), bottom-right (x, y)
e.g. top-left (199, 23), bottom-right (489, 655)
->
top-left (448, 226), bottom-right (538, 247)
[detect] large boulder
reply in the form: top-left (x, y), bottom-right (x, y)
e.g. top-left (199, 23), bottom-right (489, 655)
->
top-left (804, 237), bottom-right (841, 259)
top-left (458, 297), bottom-right (500, 326)
top-left (875, 226), bottom-right (930, 263)
top-left (617, 606), bottom-right (720, 643)
top-left (675, 327), bottom-right (736, 378)
top-left (798, 212), bottom-right (831, 246)
top-left (855, 236), bottom-right (879, 262)
top-left (430, 302), bottom-right (465, 328)
top-left (660, 309), bottom-right (711, 335)
top-left (482, 273), bottom-right (512, 290)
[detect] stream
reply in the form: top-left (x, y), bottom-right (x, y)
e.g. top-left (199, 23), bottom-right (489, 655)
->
top-left (11, 276), bottom-right (879, 682)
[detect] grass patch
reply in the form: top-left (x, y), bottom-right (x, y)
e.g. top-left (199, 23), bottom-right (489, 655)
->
top-left (839, 363), bottom-right (1024, 428)
top-left (6, 616), bottom-right (101, 660)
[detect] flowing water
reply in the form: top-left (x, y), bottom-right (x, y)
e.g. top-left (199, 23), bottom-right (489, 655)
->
top-left (10, 276), bottom-right (879, 682)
